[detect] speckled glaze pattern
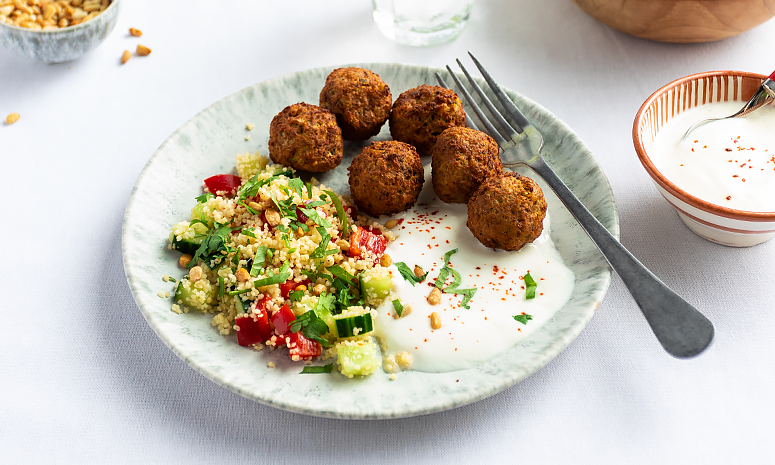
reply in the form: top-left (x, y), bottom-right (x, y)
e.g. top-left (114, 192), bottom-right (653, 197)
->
top-left (0, 0), bottom-right (119, 63)
top-left (122, 63), bottom-right (620, 419)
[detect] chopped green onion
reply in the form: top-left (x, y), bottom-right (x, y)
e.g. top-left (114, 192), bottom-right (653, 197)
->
top-left (228, 288), bottom-right (252, 296)
top-left (168, 276), bottom-right (177, 283)
top-left (218, 276), bottom-right (224, 298)
top-left (234, 295), bottom-right (245, 313)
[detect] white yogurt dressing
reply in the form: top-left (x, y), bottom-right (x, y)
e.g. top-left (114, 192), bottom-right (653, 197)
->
top-left (650, 101), bottom-right (775, 212)
top-left (373, 167), bottom-right (575, 373)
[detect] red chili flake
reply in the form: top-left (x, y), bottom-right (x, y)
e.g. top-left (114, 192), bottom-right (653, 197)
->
top-left (742, 178), bottom-right (746, 182)
top-left (424, 339), bottom-right (427, 342)
top-left (725, 148), bottom-right (732, 152)
top-left (733, 175), bottom-right (739, 178)
top-left (726, 196), bottom-right (732, 200)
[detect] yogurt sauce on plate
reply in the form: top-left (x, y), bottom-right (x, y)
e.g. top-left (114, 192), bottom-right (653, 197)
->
top-left (650, 101), bottom-right (775, 212)
top-left (374, 167), bottom-right (576, 373)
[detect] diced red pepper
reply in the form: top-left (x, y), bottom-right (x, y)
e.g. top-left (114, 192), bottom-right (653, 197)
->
top-left (234, 295), bottom-right (273, 346)
top-left (204, 174), bottom-right (242, 197)
top-left (287, 332), bottom-right (321, 360)
top-left (349, 226), bottom-right (388, 259)
top-left (235, 315), bottom-right (264, 346)
top-left (279, 278), bottom-right (310, 299)
top-left (270, 304), bottom-right (296, 335)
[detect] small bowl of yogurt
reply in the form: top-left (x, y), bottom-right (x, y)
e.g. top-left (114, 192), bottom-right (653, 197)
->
top-left (633, 70), bottom-right (775, 247)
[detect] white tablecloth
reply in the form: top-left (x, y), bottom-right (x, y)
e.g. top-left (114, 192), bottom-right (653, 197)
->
top-left (3, 1), bottom-right (774, 463)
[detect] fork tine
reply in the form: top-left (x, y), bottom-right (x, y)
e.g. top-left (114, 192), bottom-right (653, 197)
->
top-left (455, 58), bottom-right (522, 144)
top-left (440, 67), bottom-right (508, 147)
top-left (435, 72), bottom-right (480, 132)
top-left (467, 52), bottom-right (531, 134)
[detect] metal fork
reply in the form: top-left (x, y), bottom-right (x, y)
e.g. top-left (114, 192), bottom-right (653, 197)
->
top-left (438, 53), bottom-right (714, 358)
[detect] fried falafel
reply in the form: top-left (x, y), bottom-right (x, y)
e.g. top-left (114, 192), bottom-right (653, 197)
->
top-left (431, 127), bottom-right (503, 204)
top-left (268, 102), bottom-right (343, 172)
top-left (319, 67), bottom-right (392, 141)
top-left (467, 172), bottom-right (547, 251)
top-left (348, 141), bottom-right (424, 217)
top-left (389, 84), bottom-right (466, 156)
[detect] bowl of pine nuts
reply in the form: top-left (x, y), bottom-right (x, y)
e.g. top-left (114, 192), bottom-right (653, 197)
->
top-left (0, 0), bottom-right (119, 63)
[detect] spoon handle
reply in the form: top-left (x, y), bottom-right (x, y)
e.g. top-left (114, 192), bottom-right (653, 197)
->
top-left (528, 157), bottom-right (715, 358)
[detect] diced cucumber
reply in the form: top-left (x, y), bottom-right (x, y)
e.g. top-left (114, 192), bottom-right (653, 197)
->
top-left (173, 278), bottom-right (215, 312)
top-left (337, 340), bottom-right (379, 377)
top-left (359, 269), bottom-right (392, 306)
top-left (334, 313), bottom-right (373, 338)
top-left (190, 202), bottom-right (215, 228)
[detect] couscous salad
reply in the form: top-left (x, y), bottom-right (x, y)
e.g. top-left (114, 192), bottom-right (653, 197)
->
top-left (167, 151), bottom-right (395, 378)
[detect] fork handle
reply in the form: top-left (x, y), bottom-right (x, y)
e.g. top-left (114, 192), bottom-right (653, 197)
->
top-left (527, 157), bottom-right (714, 358)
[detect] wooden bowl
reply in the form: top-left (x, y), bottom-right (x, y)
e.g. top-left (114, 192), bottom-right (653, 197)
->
top-left (571, 0), bottom-right (775, 43)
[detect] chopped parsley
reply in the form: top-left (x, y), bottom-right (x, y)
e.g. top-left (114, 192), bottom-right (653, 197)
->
top-left (395, 262), bottom-right (427, 286)
top-left (288, 290), bottom-right (305, 303)
top-left (513, 314), bottom-right (533, 325)
top-left (434, 249), bottom-right (477, 309)
top-left (194, 192), bottom-right (214, 203)
top-left (289, 310), bottom-right (331, 347)
top-left (250, 246), bottom-right (267, 277)
top-left (524, 272), bottom-right (537, 300)
top-left (188, 223), bottom-right (235, 268)
top-left (300, 364), bottom-right (334, 374)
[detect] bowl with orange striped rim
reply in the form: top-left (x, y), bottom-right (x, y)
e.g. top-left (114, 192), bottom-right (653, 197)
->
top-left (633, 70), bottom-right (775, 247)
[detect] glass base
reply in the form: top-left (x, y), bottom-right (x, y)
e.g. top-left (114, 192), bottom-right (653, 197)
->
top-left (372, 2), bottom-right (473, 47)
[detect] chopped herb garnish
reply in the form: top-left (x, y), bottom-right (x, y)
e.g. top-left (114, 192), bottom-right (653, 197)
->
top-left (288, 178), bottom-right (304, 200)
top-left (289, 310), bottom-right (332, 347)
top-left (253, 272), bottom-right (291, 288)
top-left (238, 200), bottom-right (259, 215)
top-left (300, 364), bottom-right (334, 374)
top-left (241, 228), bottom-right (257, 239)
top-left (299, 207), bottom-right (332, 228)
top-left (289, 290), bottom-right (304, 302)
top-left (218, 276), bottom-right (224, 298)
top-left (305, 182), bottom-right (313, 200)
top-left (251, 246), bottom-right (267, 277)
top-left (304, 200), bottom-right (327, 208)
top-left (327, 264), bottom-right (355, 282)
top-left (309, 227), bottom-right (332, 259)
top-left (513, 314), bottom-right (533, 325)
top-left (395, 262), bottom-right (427, 286)
top-left (524, 272), bottom-right (537, 300)
top-left (168, 276), bottom-right (177, 283)
top-left (433, 249), bottom-right (477, 309)
top-left (195, 192), bottom-right (214, 203)
top-left (392, 299), bottom-right (404, 317)
top-left (325, 190), bottom-right (349, 238)
top-left (228, 288), bottom-right (252, 296)
top-left (188, 223), bottom-right (235, 268)
top-left (279, 261), bottom-right (290, 275)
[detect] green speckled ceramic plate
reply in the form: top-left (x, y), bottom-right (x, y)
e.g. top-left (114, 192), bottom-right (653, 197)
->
top-left (122, 63), bottom-right (619, 419)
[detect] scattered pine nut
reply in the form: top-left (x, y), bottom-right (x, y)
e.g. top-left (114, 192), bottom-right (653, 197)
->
top-left (136, 44), bottom-right (151, 56)
top-left (189, 266), bottom-right (203, 282)
top-left (179, 254), bottom-right (193, 268)
top-left (385, 219), bottom-right (398, 229)
top-left (129, 27), bottom-right (142, 36)
top-left (313, 284), bottom-right (327, 296)
top-left (430, 312), bottom-right (442, 329)
top-left (235, 267), bottom-right (250, 283)
top-left (5, 113), bottom-right (20, 125)
top-left (120, 50), bottom-right (131, 64)
top-left (427, 287), bottom-right (442, 305)
top-left (413, 265), bottom-right (424, 278)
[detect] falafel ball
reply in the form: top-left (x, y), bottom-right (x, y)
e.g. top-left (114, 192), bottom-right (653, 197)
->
top-left (348, 141), bottom-right (424, 217)
top-left (319, 67), bottom-right (392, 141)
top-left (431, 127), bottom-right (503, 204)
top-left (389, 84), bottom-right (466, 156)
top-left (467, 172), bottom-right (547, 251)
top-left (268, 102), bottom-right (343, 172)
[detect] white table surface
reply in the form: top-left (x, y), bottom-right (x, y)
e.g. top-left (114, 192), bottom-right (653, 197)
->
top-left (3, 0), bottom-right (775, 463)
